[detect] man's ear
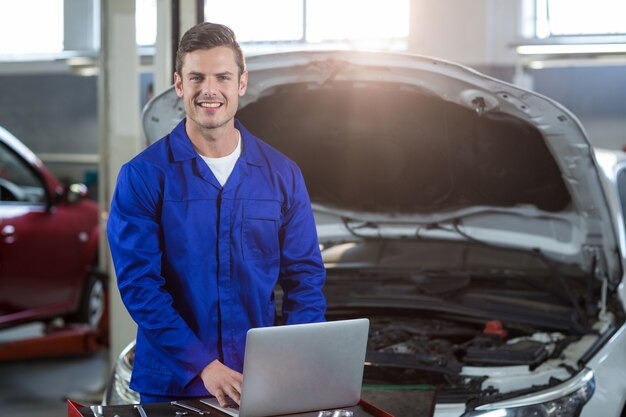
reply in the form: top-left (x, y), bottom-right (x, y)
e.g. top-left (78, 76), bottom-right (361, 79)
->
top-left (238, 71), bottom-right (248, 96)
top-left (174, 72), bottom-right (184, 97)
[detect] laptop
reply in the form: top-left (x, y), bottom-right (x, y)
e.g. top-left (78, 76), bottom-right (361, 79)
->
top-left (201, 318), bottom-right (370, 417)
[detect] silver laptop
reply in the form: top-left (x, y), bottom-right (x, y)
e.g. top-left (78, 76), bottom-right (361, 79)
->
top-left (202, 318), bottom-right (370, 417)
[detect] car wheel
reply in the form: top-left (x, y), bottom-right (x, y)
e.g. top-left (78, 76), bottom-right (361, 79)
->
top-left (69, 274), bottom-right (106, 328)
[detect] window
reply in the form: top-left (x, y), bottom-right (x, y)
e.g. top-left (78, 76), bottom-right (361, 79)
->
top-left (534, 0), bottom-right (626, 38)
top-left (0, 143), bottom-right (45, 204)
top-left (205, 0), bottom-right (304, 42)
top-left (306, 0), bottom-right (408, 44)
top-left (0, 0), bottom-right (158, 58)
top-left (0, 0), bottom-right (64, 56)
top-left (137, 0), bottom-right (157, 46)
top-left (203, 0), bottom-right (409, 50)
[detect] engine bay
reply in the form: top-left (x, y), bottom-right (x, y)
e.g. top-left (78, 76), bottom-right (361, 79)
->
top-left (320, 240), bottom-right (621, 406)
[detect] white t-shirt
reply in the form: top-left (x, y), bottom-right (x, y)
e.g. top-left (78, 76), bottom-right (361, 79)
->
top-left (200, 131), bottom-right (242, 187)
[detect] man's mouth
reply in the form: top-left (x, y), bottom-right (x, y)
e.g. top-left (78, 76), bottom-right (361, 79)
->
top-left (198, 101), bottom-right (222, 108)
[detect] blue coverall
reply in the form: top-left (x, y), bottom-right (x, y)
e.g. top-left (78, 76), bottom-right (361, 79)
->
top-left (107, 119), bottom-right (326, 397)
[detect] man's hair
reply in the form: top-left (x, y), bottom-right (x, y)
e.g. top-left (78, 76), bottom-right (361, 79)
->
top-left (175, 22), bottom-right (246, 77)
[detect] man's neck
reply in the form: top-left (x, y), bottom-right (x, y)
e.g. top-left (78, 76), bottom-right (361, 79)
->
top-left (187, 122), bottom-right (239, 158)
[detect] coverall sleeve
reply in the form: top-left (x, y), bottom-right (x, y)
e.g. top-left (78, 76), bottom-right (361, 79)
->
top-left (107, 163), bottom-right (214, 387)
top-left (278, 164), bottom-right (327, 324)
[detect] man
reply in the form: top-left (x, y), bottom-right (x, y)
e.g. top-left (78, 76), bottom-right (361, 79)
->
top-left (107, 22), bottom-right (326, 406)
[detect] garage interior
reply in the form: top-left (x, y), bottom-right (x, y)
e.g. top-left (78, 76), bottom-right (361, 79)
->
top-left (1, 1), bottom-right (626, 416)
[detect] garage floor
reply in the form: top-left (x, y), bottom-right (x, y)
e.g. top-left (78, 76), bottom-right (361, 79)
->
top-left (0, 323), bottom-right (108, 417)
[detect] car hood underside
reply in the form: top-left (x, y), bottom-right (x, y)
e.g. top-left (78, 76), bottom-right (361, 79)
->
top-left (239, 81), bottom-right (568, 214)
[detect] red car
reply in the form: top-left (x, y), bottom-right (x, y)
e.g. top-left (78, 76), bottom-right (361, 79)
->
top-left (0, 125), bottom-right (102, 329)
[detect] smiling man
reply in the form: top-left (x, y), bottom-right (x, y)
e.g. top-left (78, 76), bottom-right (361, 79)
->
top-left (107, 22), bottom-right (326, 407)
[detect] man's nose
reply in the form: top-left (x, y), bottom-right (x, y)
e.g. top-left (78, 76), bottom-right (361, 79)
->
top-left (201, 79), bottom-right (218, 95)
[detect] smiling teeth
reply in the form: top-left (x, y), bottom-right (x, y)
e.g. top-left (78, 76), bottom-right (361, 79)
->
top-left (199, 102), bottom-right (220, 108)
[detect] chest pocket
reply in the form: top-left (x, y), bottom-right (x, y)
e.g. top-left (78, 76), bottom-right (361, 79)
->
top-left (242, 200), bottom-right (281, 260)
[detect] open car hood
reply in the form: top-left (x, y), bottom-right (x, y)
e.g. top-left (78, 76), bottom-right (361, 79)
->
top-left (142, 50), bottom-right (620, 284)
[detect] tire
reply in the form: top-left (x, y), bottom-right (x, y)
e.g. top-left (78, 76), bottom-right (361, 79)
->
top-left (69, 274), bottom-right (106, 328)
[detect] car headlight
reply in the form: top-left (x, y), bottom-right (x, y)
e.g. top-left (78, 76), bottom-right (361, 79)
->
top-left (462, 368), bottom-right (594, 417)
top-left (103, 340), bottom-right (140, 405)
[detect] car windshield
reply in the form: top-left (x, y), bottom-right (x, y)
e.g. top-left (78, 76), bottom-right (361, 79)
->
top-left (0, 141), bottom-right (46, 203)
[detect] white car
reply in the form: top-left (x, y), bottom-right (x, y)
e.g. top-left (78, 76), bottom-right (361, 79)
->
top-left (106, 50), bottom-right (626, 417)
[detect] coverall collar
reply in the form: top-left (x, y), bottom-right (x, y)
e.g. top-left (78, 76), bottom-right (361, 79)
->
top-left (169, 118), bottom-right (265, 189)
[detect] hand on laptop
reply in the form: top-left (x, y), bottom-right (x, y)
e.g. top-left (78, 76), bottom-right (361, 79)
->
top-left (200, 359), bottom-right (244, 407)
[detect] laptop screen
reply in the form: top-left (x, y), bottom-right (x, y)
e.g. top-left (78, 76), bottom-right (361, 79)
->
top-left (213, 318), bottom-right (370, 417)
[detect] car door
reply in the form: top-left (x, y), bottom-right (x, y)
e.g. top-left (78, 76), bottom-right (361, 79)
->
top-left (0, 140), bottom-right (82, 321)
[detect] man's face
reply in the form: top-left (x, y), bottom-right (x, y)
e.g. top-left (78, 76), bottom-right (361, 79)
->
top-left (174, 46), bottom-right (248, 136)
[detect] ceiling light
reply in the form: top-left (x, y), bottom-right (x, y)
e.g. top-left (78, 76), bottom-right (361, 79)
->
top-left (516, 43), bottom-right (626, 55)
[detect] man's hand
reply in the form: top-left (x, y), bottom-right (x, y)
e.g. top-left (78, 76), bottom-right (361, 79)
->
top-left (200, 359), bottom-right (244, 406)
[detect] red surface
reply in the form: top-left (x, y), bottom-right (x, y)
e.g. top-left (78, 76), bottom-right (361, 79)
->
top-left (0, 323), bottom-right (104, 361)
top-left (483, 320), bottom-right (507, 338)
top-left (359, 398), bottom-right (396, 417)
top-left (67, 400), bottom-right (84, 417)
top-left (66, 398), bottom-right (393, 417)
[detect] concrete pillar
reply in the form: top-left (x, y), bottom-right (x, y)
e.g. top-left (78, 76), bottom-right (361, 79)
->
top-left (154, 0), bottom-right (174, 95)
top-left (101, 0), bottom-right (201, 369)
top-left (408, 0), bottom-right (521, 66)
top-left (98, 0), bottom-right (142, 369)
top-left (154, 0), bottom-right (200, 96)
top-left (179, 0), bottom-right (200, 35)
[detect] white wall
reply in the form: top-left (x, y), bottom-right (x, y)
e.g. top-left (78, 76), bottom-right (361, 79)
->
top-left (408, 0), bottom-right (522, 65)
